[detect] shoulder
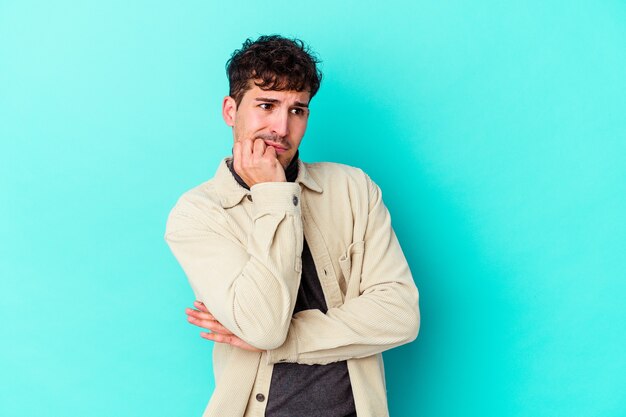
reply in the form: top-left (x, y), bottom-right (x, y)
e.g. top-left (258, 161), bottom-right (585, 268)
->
top-left (175, 178), bottom-right (222, 212)
top-left (303, 161), bottom-right (380, 196)
top-left (165, 177), bottom-right (225, 232)
top-left (304, 161), bottom-right (373, 188)
top-left (302, 161), bottom-right (382, 212)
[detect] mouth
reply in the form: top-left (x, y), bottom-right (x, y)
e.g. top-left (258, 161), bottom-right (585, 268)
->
top-left (263, 141), bottom-right (288, 154)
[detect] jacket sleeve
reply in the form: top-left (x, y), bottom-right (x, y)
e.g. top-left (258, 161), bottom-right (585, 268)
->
top-left (266, 175), bottom-right (420, 365)
top-left (165, 182), bottom-right (303, 350)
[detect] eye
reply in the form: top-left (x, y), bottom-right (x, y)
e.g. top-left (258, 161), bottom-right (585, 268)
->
top-left (259, 103), bottom-right (273, 110)
top-left (290, 107), bottom-right (306, 115)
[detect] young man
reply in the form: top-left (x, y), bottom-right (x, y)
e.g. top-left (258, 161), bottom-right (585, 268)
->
top-left (165, 35), bottom-right (420, 417)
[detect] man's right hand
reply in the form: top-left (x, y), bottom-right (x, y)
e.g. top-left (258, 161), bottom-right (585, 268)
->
top-left (233, 138), bottom-right (286, 187)
top-left (186, 300), bottom-right (263, 352)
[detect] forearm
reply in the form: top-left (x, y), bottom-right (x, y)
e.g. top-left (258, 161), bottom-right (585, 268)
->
top-left (267, 279), bottom-right (419, 365)
top-left (268, 174), bottom-right (420, 364)
top-left (166, 182), bottom-right (304, 350)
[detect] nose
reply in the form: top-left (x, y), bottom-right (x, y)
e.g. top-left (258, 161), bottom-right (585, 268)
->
top-left (270, 109), bottom-right (290, 138)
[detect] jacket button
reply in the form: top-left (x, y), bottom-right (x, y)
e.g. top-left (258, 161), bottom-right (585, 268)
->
top-left (247, 194), bottom-right (253, 202)
top-left (292, 195), bottom-right (298, 206)
top-left (256, 393), bottom-right (265, 402)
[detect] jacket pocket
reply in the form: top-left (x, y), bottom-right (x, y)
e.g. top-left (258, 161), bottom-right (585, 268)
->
top-left (338, 240), bottom-right (365, 299)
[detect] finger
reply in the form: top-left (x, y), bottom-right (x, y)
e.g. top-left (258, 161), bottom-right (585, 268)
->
top-left (201, 331), bottom-right (230, 344)
top-left (193, 300), bottom-right (209, 312)
top-left (253, 138), bottom-right (266, 159)
top-left (186, 307), bottom-right (215, 321)
top-left (200, 331), bottom-right (220, 343)
top-left (263, 144), bottom-right (278, 160)
top-left (200, 331), bottom-right (233, 344)
top-left (200, 331), bottom-right (215, 341)
top-left (239, 139), bottom-right (254, 171)
top-left (242, 138), bottom-right (253, 162)
top-left (187, 315), bottom-right (233, 334)
top-left (188, 316), bottom-right (228, 333)
top-left (201, 332), bottom-right (261, 352)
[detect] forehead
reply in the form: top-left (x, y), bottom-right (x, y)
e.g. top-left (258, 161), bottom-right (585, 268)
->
top-left (242, 83), bottom-right (311, 104)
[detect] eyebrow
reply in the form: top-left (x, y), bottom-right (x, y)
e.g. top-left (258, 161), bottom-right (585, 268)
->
top-left (255, 97), bottom-right (309, 108)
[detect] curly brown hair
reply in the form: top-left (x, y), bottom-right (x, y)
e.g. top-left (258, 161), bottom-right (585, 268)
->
top-left (226, 35), bottom-right (323, 106)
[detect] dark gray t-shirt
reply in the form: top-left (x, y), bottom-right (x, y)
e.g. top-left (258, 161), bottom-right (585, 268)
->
top-left (265, 239), bottom-right (357, 417)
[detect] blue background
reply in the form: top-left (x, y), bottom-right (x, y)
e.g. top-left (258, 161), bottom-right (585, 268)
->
top-left (1, 1), bottom-right (625, 416)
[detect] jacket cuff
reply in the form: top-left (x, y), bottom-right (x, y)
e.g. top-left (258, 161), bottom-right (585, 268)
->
top-left (250, 182), bottom-right (302, 216)
top-left (266, 327), bottom-right (299, 364)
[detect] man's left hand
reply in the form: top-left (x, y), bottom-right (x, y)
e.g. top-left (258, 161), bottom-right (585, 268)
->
top-left (185, 300), bottom-right (263, 352)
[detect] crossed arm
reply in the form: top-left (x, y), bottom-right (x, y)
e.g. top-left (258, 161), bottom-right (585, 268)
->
top-left (167, 140), bottom-right (418, 363)
top-left (171, 181), bottom-right (419, 364)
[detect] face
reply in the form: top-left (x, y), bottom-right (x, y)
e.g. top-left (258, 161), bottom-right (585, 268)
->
top-left (222, 82), bottom-right (311, 168)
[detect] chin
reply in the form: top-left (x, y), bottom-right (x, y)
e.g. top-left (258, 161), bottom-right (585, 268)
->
top-left (278, 155), bottom-right (292, 169)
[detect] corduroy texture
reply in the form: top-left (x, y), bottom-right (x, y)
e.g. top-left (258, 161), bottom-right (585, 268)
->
top-left (165, 158), bottom-right (420, 417)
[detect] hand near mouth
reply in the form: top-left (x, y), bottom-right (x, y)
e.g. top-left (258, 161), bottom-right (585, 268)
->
top-left (263, 142), bottom-right (287, 153)
top-left (233, 138), bottom-right (286, 187)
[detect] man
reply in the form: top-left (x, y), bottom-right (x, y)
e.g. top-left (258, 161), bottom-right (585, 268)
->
top-left (165, 35), bottom-right (420, 417)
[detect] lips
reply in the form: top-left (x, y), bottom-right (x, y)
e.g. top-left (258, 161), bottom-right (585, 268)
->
top-left (264, 141), bottom-right (288, 153)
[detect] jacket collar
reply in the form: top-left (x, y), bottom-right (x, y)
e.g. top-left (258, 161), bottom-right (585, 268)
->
top-left (214, 157), bottom-right (323, 209)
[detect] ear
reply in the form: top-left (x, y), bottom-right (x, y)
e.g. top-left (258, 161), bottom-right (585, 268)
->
top-left (222, 96), bottom-right (237, 127)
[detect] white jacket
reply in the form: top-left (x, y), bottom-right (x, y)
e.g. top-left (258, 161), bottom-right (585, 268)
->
top-left (165, 157), bottom-right (420, 417)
